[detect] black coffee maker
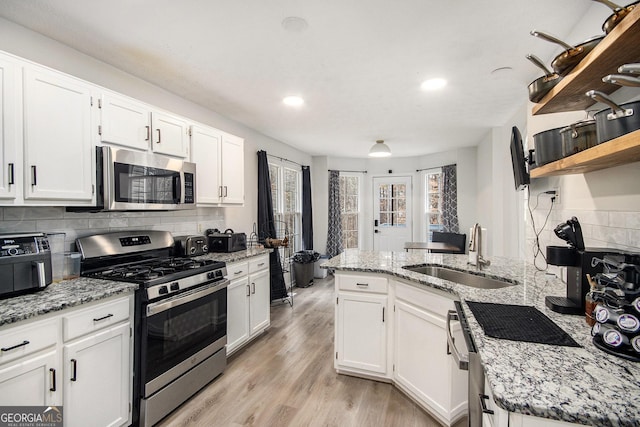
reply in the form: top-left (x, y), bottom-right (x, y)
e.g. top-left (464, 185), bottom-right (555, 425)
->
top-left (546, 217), bottom-right (622, 315)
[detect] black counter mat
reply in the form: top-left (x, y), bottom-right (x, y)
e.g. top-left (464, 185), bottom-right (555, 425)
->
top-left (466, 301), bottom-right (580, 347)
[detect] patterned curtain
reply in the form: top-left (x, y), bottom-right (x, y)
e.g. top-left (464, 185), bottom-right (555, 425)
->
top-left (441, 164), bottom-right (459, 233)
top-left (326, 170), bottom-right (343, 258)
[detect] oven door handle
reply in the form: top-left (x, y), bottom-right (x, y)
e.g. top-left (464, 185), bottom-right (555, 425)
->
top-left (146, 280), bottom-right (228, 317)
top-left (446, 310), bottom-right (469, 371)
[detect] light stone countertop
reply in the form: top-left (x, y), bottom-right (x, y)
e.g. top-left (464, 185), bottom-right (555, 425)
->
top-left (193, 247), bottom-right (272, 264)
top-left (0, 278), bottom-right (138, 327)
top-left (322, 249), bottom-right (640, 427)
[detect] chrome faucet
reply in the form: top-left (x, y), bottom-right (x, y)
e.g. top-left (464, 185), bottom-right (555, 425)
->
top-left (468, 223), bottom-right (490, 269)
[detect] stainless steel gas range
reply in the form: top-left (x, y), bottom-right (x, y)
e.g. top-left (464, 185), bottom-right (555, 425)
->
top-left (77, 230), bottom-right (229, 427)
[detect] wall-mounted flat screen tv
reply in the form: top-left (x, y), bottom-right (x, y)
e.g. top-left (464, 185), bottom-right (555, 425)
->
top-left (510, 126), bottom-right (529, 191)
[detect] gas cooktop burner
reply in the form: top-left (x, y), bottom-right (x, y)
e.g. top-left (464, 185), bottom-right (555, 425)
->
top-left (86, 257), bottom-right (222, 284)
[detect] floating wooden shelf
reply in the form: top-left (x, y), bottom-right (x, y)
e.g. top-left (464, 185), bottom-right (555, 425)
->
top-left (530, 130), bottom-right (640, 177)
top-left (532, 6), bottom-right (640, 116)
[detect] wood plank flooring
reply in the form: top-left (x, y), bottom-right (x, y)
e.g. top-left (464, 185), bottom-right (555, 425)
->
top-left (158, 275), bottom-right (466, 427)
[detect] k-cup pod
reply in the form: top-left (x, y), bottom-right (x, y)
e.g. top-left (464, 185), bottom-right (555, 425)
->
top-left (617, 313), bottom-right (640, 333)
top-left (632, 336), bottom-right (640, 353)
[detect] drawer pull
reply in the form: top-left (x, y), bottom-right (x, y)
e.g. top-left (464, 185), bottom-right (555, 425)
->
top-left (356, 283), bottom-right (369, 287)
top-left (1, 340), bottom-right (30, 352)
top-left (257, 262), bottom-right (265, 267)
top-left (479, 394), bottom-right (494, 415)
top-left (70, 359), bottom-right (77, 381)
top-left (49, 368), bottom-right (56, 392)
top-left (93, 314), bottom-right (114, 322)
top-left (234, 270), bottom-right (244, 275)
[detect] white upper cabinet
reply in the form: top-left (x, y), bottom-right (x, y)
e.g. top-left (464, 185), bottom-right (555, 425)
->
top-left (190, 124), bottom-right (222, 205)
top-left (0, 53), bottom-right (20, 202)
top-left (220, 132), bottom-right (244, 205)
top-left (99, 92), bottom-right (151, 151)
top-left (190, 125), bottom-right (244, 206)
top-left (99, 91), bottom-right (189, 158)
top-left (22, 65), bottom-right (94, 204)
top-left (151, 111), bottom-right (188, 158)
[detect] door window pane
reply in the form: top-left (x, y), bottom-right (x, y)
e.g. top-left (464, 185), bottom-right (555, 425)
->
top-left (340, 176), bottom-right (360, 249)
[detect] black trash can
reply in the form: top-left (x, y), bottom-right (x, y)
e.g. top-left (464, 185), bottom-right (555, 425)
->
top-left (292, 251), bottom-right (320, 288)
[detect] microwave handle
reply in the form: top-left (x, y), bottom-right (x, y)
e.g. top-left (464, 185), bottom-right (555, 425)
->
top-left (174, 174), bottom-right (182, 203)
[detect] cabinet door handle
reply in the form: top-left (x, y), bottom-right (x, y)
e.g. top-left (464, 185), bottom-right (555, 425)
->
top-left (218, 186), bottom-right (223, 198)
top-left (156, 128), bottom-right (161, 144)
top-left (224, 186), bottom-right (228, 197)
top-left (70, 359), bottom-right (77, 381)
top-left (1, 340), bottom-right (29, 352)
top-left (49, 368), bottom-right (56, 392)
top-left (246, 284), bottom-right (250, 297)
top-left (479, 394), bottom-right (494, 415)
top-left (7, 163), bottom-right (14, 185)
top-left (31, 165), bottom-right (37, 186)
top-left (145, 125), bottom-right (150, 141)
top-left (382, 307), bottom-right (385, 322)
top-left (93, 313), bottom-right (114, 322)
top-left (251, 282), bottom-right (256, 294)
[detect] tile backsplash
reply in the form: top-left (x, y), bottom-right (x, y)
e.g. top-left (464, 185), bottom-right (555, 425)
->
top-left (526, 197), bottom-right (640, 271)
top-left (0, 207), bottom-right (225, 251)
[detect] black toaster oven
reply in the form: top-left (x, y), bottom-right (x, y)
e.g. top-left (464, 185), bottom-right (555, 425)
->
top-left (206, 229), bottom-right (247, 253)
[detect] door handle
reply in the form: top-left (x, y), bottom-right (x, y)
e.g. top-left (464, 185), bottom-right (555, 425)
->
top-left (246, 284), bottom-right (250, 297)
top-left (156, 128), bottom-right (161, 144)
top-left (374, 230), bottom-right (379, 233)
top-left (145, 125), bottom-right (150, 141)
top-left (224, 186), bottom-right (228, 197)
top-left (374, 219), bottom-right (379, 227)
top-left (31, 165), bottom-right (37, 186)
top-left (251, 282), bottom-right (256, 294)
top-left (7, 163), bottom-right (14, 185)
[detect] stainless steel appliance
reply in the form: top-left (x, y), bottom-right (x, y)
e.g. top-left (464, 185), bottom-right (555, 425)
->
top-left (205, 228), bottom-right (247, 253)
top-left (70, 146), bottom-right (196, 212)
top-left (76, 230), bottom-right (228, 427)
top-left (173, 235), bottom-right (208, 257)
top-left (0, 232), bottom-right (52, 299)
top-left (448, 301), bottom-right (487, 427)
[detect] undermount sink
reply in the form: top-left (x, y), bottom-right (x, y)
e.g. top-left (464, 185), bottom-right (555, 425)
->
top-left (402, 265), bottom-right (516, 289)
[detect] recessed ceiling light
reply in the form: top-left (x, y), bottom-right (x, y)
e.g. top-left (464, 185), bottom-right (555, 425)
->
top-left (421, 78), bottom-right (447, 91)
top-left (282, 16), bottom-right (308, 33)
top-left (283, 96), bottom-right (304, 107)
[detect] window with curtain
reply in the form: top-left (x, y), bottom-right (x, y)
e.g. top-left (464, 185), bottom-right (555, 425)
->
top-left (339, 174), bottom-right (360, 249)
top-left (424, 167), bottom-right (443, 240)
top-left (269, 163), bottom-right (302, 252)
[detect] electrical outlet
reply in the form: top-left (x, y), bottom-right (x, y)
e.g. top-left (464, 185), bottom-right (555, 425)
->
top-left (553, 187), bottom-right (560, 204)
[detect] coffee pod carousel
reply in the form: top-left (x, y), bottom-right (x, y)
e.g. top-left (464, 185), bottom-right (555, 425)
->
top-left (589, 255), bottom-right (640, 361)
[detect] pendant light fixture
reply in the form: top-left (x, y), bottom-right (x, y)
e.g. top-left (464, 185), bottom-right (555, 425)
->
top-left (368, 139), bottom-right (391, 157)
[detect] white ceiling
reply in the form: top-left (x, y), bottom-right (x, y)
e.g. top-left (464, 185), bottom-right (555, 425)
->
top-left (0, 0), bottom-right (598, 158)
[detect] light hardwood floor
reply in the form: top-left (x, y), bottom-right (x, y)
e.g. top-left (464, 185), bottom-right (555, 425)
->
top-left (158, 275), bottom-right (467, 427)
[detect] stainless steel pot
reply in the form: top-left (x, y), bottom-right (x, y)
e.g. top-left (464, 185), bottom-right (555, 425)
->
top-left (587, 90), bottom-right (640, 143)
top-left (531, 31), bottom-right (605, 76)
top-left (533, 127), bottom-right (564, 166)
top-left (560, 119), bottom-right (599, 157)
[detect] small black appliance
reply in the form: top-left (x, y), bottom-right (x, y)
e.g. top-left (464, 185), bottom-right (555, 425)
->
top-left (206, 228), bottom-right (247, 253)
top-left (546, 217), bottom-right (623, 315)
top-left (0, 233), bottom-right (52, 299)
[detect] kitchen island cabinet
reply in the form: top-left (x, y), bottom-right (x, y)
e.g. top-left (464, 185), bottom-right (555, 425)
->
top-left (335, 273), bottom-right (389, 377)
top-left (323, 250), bottom-right (640, 427)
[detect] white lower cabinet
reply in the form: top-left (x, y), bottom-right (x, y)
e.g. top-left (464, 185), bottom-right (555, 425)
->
top-left (64, 322), bottom-right (130, 427)
top-left (335, 273), bottom-right (389, 378)
top-left (226, 255), bottom-right (270, 356)
top-left (394, 283), bottom-right (467, 426)
top-left (0, 350), bottom-right (60, 406)
top-left (334, 272), bottom-right (466, 426)
top-left (0, 294), bottom-right (133, 427)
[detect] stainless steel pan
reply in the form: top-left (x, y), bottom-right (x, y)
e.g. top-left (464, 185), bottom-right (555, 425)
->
top-left (531, 31), bottom-right (605, 76)
top-left (592, 0), bottom-right (639, 34)
top-left (526, 54), bottom-right (562, 103)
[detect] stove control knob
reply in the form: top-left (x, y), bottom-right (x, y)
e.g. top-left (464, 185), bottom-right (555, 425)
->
top-left (190, 247), bottom-right (196, 255)
top-left (215, 270), bottom-right (223, 278)
top-left (170, 282), bottom-right (180, 291)
top-left (202, 245), bottom-right (208, 253)
top-left (207, 271), bottom-right (215, 280)
top-left (158, 286), bottom-right (168, 295)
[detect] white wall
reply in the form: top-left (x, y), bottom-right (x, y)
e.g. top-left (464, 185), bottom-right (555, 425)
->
top-left (311, 148), bottom-right (478, 254)
top-left (0, 17), bottom-right (312, 249)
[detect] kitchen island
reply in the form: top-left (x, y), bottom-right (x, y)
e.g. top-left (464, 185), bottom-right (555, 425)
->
top-left (322, 250), bottom-right (640, 427)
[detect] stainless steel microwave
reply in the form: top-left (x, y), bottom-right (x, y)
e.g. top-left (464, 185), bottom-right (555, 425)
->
top-left (70, 146), bottom-right (196, 211)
